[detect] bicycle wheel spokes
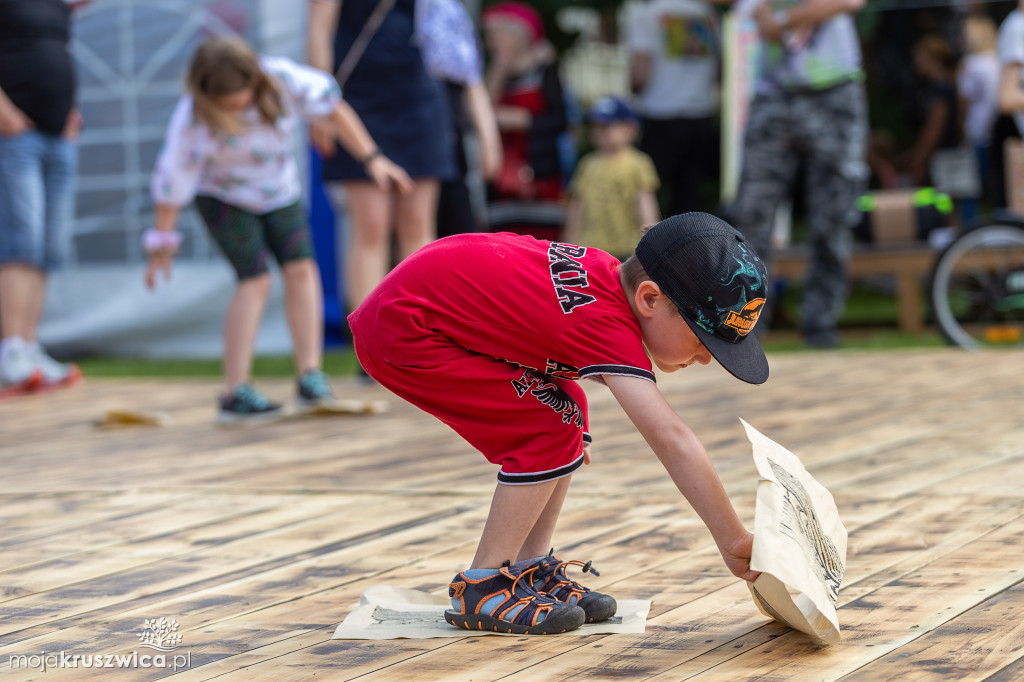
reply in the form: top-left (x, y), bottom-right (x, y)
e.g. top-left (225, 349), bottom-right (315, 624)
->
top-left (931, 224), bottom-right (1024, 349)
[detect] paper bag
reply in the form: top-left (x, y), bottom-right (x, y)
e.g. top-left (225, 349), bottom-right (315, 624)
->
top-left (742, 419), bottom-right (847, 644)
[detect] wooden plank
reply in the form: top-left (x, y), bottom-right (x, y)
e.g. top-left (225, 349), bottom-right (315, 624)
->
top-left (0, 494), bottom-right (377, 590)
top-left (655, 513), bottom-right (1024, 680)
top-left (1, 350), bottom-right (1023, 680)
top-left (0, 495), bottom-right (470, 637)
top-left (0, 501), bottom-right (699, 660)
top-left (633, 505), bottom-right (1024, 681)
top-left (839, 581), bottom-right (1024, 681)
top-left (175, 496), bottom-right (969, 681)
top-left (356, 501), bottom-right (1024, 682)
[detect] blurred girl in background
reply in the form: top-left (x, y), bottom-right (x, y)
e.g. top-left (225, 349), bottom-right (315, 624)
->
top-left (146, 36), bottom-right (409, 425)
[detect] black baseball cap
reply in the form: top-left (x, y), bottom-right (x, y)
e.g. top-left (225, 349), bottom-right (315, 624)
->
top-left (634, 213), bottom-right (769, 384)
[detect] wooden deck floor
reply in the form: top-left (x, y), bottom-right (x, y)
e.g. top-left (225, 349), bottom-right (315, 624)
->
top-left (1, 348), bottom-right (1023, 681)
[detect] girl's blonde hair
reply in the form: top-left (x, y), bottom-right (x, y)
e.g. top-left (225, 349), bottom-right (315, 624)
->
top-left (187, 36), bottom-right (283, 136)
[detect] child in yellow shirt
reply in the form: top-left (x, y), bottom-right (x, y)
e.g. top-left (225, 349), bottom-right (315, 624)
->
top-left (564, 97), bottom-right (660, 259)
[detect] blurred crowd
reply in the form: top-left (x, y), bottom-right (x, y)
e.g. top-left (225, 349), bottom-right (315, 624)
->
top-left (3, 0), bottom-right (1024, 411)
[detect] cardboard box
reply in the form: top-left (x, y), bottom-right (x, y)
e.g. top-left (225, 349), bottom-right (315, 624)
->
top-left (865, 189), bottom-right (918, 243)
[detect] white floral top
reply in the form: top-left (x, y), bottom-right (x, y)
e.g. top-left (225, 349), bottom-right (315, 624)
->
top-left (151, 56), bottom-right (341, 214)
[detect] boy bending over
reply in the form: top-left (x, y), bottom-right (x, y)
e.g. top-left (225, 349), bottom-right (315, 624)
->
top-left (349, 212), bottom-right (768, 634)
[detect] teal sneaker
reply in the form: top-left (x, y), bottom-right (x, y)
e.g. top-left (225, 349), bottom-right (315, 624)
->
top-left (295, 369), bottom-right (338, 413)
top-left (217, 383), bottom-right (284, 426)
top-left (445, 561), bottom-right (585, 635)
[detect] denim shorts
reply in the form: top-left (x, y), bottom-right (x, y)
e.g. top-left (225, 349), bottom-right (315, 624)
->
top-left (0, 130), bottom-right (77, 270)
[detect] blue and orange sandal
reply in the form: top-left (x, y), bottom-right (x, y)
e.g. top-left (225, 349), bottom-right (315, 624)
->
top-left (445, 561), bottom-right (586, 635)
top-left (529, 549), bottom-right (618, 623)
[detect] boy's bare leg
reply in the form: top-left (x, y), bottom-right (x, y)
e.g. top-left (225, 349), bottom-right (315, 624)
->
top-left (517, 476), bottom-right (571, 562)
top-left (470, 478), bottom-right (562, 569)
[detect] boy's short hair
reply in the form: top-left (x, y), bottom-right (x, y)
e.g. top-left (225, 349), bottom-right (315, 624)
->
top-left (632, 213), bottom-right (770, 384)
top-left (619, 254), bottom-right (650, 294)
top-left (589, 96), bottom-right (638, 125)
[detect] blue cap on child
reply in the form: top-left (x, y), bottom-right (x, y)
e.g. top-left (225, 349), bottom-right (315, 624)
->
top-left (588, 96), bottom-right (638, 125)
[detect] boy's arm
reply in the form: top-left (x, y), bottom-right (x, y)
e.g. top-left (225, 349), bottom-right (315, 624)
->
top-left (604, 373), bottom-right (759, 581)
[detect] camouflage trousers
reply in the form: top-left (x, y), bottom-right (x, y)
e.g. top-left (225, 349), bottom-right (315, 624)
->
top-left (732, 80), bottom-right (868, 336)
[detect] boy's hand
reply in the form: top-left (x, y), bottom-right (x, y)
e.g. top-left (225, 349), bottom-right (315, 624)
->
top-left (721, 531), bottom-right (760, 583)
top-left (583, 443), bottom-right (591, 465)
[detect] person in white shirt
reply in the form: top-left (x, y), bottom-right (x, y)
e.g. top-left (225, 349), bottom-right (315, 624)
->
top-left (627, 0), bottom-right (721, 216)
top-left (958, 14), bottom-right (1000, 217)
top-left (999, 4), bottom-right (1024, 137)
top-left (146, 36), bottom-right (410, 425)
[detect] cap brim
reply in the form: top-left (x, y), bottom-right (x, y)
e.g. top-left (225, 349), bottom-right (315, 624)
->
top-left (682, 315), bottom-right (769, 385)
top-left (589, 115), bottom-right (636, 125)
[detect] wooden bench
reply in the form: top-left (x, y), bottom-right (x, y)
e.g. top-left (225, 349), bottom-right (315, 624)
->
top-left (772, 243), bottom-right (937, 333)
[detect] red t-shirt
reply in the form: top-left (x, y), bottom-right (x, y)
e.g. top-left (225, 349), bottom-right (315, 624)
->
top-left (355, 232), bottom-right (654, 384)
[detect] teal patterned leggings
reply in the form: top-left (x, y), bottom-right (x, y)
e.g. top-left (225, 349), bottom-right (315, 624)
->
top-left (195, 197), bottom-right (314, 281)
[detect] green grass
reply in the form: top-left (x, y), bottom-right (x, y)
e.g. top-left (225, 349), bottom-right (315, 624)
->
top-left (77, 349), bottom-right (362, 379)
top-left (762, 279), bottom-right (948, 352)
top-left (760, 329), bottom-right (945, 352)
top-left (74, 279), bottom-right (953, 378)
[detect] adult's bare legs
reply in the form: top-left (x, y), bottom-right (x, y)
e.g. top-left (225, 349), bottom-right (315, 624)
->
top-left (342, 179), bottom-right (440, 310)
top-left (394, 179), bottom-right (439, 260)
top-left (281, 258), bottom-right (323, 375)
top-left (342, 181), bottom-right (391, 310)
top-left (221, 273), bottom-right (271, 393)
top-left (0, 264), bottom-right (45, 341)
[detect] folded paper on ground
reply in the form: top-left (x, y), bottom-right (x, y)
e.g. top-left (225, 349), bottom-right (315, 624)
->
top-left (332, 585), bottom-right (651, 640)
top-left (94, 408), bottom-right (173, 428)
top-left (742, 418), bottom-right (848, 644)
top-left (292, 398), bottom-right (389, 417)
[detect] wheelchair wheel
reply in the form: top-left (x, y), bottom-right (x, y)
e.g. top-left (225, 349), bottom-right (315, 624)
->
top-left (929, 222), bottom-right (1024, 350)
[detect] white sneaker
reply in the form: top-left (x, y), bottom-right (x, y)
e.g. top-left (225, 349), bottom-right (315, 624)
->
top-left (27, 341), bottom-right (82, 386)
top-left (0, 345), bottom-right (43, 390)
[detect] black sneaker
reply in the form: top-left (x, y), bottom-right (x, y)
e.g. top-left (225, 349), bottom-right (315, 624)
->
top-left (217, 383), bottom-right (285, 426)
top-left (528, 549), bottom-right (618, 623)
top-left (295, 369), bottom-right (338, 413)
top-left (445, 561), bottom-right (585, 635)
